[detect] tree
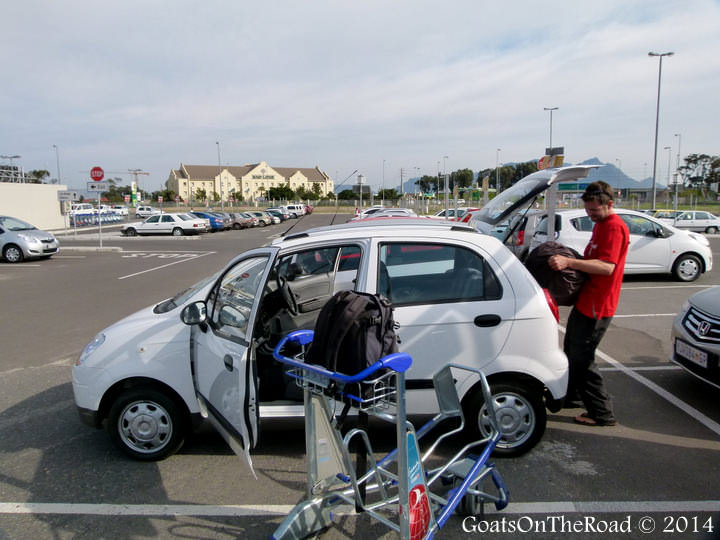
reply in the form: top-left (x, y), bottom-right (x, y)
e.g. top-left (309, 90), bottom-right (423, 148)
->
top-left (296, 186), bottom-right (314, 200)
top-left (378, 188), bottom-right (399, 200)
top-left (337, 189), bottom-right (356, 200)
top-left (29, 169), bottom-right (50, 184)
top-left (415, 175), bottom-right (438, 194)
top-left (194, 188), bottom-right (207, 202)
top-left (312, 183), bottom-right (322, 198)
top-left (268, 185), bottom-right (295, 200)
top-left (679, 154), bottom-right (720, 193)
top-left (451, 168), bottom-right (473, 189)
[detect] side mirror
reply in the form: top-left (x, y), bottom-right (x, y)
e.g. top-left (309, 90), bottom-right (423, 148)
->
top-left (181, 301), bottom-right (207, 325)
top-left (219, 305), bottom-right (248, 328)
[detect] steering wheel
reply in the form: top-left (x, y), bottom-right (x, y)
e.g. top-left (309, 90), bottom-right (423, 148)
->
top-left (276, 274), bottom-right (298, 315)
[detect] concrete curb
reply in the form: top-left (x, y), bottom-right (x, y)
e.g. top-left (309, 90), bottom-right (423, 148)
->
top-left (59, 246), bottom-right (123, 253)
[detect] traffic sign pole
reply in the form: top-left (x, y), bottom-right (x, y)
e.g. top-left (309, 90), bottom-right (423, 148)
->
top-left (90, 166), bottom-right (105, 248)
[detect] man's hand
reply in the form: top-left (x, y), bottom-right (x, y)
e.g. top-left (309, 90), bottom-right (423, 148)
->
top-left (549, 254), bottom-right (571, 271)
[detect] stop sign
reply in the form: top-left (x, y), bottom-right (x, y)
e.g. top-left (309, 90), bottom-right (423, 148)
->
top-left (90, 166), bottom-right (105, 181)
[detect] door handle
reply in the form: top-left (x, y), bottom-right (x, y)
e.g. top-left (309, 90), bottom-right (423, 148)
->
top-left (223, 354), bottom-right (234, 371)
top-left (474, 314), bottom-right (501, 327)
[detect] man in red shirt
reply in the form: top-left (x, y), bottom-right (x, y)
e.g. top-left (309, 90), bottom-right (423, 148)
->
top-left (549, 181), bottom-right (629, 426)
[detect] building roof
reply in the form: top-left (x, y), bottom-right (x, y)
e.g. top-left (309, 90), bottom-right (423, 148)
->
top-left (174, 163), bottom-right (330, 182)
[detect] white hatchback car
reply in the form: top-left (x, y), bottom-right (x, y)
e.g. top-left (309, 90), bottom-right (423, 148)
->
top-left (72, 166), bottom-right (597, 466)
top-left (529, 208), bottom-right (713, 281)
top-left (672, 211), bottom-right (720, 234)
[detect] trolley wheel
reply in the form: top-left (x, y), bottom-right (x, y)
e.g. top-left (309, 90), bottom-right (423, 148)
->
top-left (452, 477), bottom-right (485, 516)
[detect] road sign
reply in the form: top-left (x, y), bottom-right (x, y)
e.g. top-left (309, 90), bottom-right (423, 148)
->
top-left (558, 182), bottom-right (589, 191)
top-left (90, 166), bottom-right (105, 181)
top-left (57, 190), bottom-right (79, 201)
top-left (87, 181), bottom-right (109, 192)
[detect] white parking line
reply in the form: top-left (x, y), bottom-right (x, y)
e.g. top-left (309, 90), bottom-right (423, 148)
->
top-left (118, 251), bottom-right (215, 280)
top-left (1, 500), bottom-right (717, 517)
top-left (559, 325), bottom-right (720, 438)
top-left (623, 284), bottom-right (717, 290)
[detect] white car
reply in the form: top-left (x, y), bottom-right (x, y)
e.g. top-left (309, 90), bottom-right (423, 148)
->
top-left (528, 208), bottom-right (713, 282)
top-left (70, 203), bottom-right (96, 215)
top-left (135, 206), bottom-right (161, 219)
top-left (672, 210), bottom-right (720, 234)
top-left (428, 207), bottom-right (471, 220)
top-left (121, 213), bottom-right (208, 236)
top-left (72, 166), bottom-right (596, 465)
top-left (110, 205), bottom-right (129, 216)
top-left (351, 208), bottom-right (417, 221)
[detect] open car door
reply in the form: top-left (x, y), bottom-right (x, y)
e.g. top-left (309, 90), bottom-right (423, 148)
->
top-left (183, 247), bottom-right (279, 476)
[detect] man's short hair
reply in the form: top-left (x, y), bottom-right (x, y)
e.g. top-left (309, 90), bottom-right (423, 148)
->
top-left (582, 181), bottom-right (614, 205)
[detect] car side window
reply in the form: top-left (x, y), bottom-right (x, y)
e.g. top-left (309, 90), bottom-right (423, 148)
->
top-left (146, 215), bottom-right (160, 223)
top-left (696, 212), bottom-right (711, 220)
top-left (161, 215), bottom-right (174, 223)
top-left (206, 255), bottom-right (270, 343)
top-left (570, 216), bottom-right (594, 232)
top-left (618, 214), bottom-right (654, 236)
top-left (378, 243), bottom-right (501, 305)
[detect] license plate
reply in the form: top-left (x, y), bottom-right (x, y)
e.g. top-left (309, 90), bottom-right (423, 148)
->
top-left (675, 339), bottom-right (708, 369)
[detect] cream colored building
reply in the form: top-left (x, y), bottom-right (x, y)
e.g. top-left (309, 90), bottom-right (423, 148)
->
top-left (166, 161), bottom-right (333, 203)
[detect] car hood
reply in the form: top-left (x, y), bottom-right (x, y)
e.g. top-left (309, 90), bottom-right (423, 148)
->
top-left (689, 286), bottom-right (720, 315)
top-left (471, 165), bottom-right (598, 233)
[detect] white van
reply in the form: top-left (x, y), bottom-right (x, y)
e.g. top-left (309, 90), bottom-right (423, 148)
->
top-left (285, 204), bottom-right (306, 218)
top-left (70, 203), bottom-right (95, 215)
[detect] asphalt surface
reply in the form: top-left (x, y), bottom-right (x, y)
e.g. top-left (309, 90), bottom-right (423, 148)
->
top-left (1, 212), bottom-right (719, 539)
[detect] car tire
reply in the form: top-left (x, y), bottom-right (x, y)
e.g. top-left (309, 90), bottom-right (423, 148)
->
top-left (2, 244), bottom-right (24, 263)
top-left (233, 223), bottom-right (241, 230)
top-left (107, 388), bottom-right (187, 461)
top-left (672, 253), bottom-right (702, 282)
top-left (125, 227), bottom-right (137, 237)
top-left (172, 227), bottom-right (184, 237)
top-left (258, 221), bottom-right (266, 227)
top-left (463, 381), bottom-right (546, 457)
top-left (705, 226), bottom-right (718, 234)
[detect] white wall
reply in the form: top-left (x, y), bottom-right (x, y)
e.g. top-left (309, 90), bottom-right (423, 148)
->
top-left (0, 183), bottom-right (68, 230)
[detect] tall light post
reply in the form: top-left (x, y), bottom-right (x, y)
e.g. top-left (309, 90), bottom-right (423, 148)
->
top-left (673, 133), bottom-right (682, 211)
top-left (543, 107), bottom-right (558, 149)
top-left (495, 148), bottom-right (501, 192)
top-left (664, 145), bottom-right (672, 193)
top-left (648, 51), bottom-right (674, 211)
top-left (443, 156), bottom-right (449, 219)
top-left (216, 141), bottom-right (224, 210)
top-left (381, 159), bottom-right (385, 205)
top-left (52, 145), bottom-right (62, 184)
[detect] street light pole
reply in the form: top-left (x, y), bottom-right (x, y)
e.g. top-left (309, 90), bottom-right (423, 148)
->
top-left (495, 148), bottom-right (501, 192)
top-left (443, 156), bottom-right (449, 219)
top-left (216, 141), bottom-right (224, 211)
top-left (52, 145), bottom-right (62, 184)
top-left (649, 51), bottom-right (674, 211)
top-left (543, 107), bottom-right (558, 149)
top-left (382, 159), bottom-right (385, 206)
top-left (673, 133), bottom-right (681, 211)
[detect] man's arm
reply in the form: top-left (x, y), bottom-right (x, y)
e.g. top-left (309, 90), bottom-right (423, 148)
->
top-left (548, 255), bottom-right (615, 276)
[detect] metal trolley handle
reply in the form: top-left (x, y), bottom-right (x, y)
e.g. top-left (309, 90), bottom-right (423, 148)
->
top-left (272, 329), bottom-right (412, 383)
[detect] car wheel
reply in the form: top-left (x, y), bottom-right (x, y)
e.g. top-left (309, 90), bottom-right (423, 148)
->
top-left (233, 223), bottom-right (241, 230)
top-left (107, 388), bottom-right (187, 461)
top-left (673, 253), bottom-right (702, 282)
top-left (705, 226), bottom-right (718, 234)
top-left (291, 213), bottom-right (298, 219)
top-left (3, 244), bottom-right (24, 263)
top-left (463, 381), bottom-right (546, 457)
top-left (172, 227), bottom-right (184, 237)
top-left (125, 227), bottom-right (137, 237)
top-left (258, 221), bottom-right (266, 227)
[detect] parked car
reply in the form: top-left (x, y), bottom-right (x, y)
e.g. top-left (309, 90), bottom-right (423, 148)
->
top-left (304, 204), bottom-right (314, 214)
top-left (71, 165), bottom-right (599, 464)
top-left (70, 203), bottom-right (96, 215)
top-left (121, 213), bottom-right (208, 236)
top-left (189, 211), bottom-right (225, 232)
top-left (0, 215), bottom-right (60, 263)
top-left (370, 208), bottom-right (418, 218)
top-left (72, 219), bottom-right (567, 463)
top-left (266, 208), bottom-right (290, 222)
top-left (429, 207), bottom-right (471, 221)
top-left (239, 212), bottom-right (259, 227)
top-left (110, 205), bottom-right (129, 216)
top-left (671, 286), bottom-right (720, 388)
top-left (227, 213), bottom-right (253, 229)
top-left (528, 208), bottom-right (713, 281)
top-left (247, 211), bottom-right (273, 227)
top-left (285, 204), bottom-right (306, 218)
top-left (478, 209), bottom-right (545, 262)
top-left (672, 210), bottom-right (720, 234)
top-left (135, 206), bottom-right (161, 219)
top-left (208, 212), bottom-right (232, 230)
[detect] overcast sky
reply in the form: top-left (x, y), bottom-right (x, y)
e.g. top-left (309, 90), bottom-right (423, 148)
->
top-left (3, 1), bottom-right (719, 192)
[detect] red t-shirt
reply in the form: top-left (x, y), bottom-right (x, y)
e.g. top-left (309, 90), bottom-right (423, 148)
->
top-left (575, 213), bottom-right (629, 319)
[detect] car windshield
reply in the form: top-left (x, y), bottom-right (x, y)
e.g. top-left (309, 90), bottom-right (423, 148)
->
top-left (471, 175), bottom-right (549, 229)
top-left (0, 216), bottom-right (37, 231)
top-left (153, 272), bottom-right (220, 314)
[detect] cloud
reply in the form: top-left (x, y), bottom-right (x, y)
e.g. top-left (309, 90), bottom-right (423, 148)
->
top-left (1, 0), bottom-right (719, 189)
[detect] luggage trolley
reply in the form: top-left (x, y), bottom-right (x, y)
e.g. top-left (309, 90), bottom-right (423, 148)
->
top-left (272, 329), bottom-right (509, 540)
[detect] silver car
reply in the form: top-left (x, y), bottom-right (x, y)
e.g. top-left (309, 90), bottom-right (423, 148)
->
top-left (0, 215), bottom-right (60, 263)
top-left (671, 286), bottom-right (720, 388)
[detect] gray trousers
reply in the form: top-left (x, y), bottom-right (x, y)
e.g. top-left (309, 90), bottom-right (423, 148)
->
top-left (563, 307), bottom-right (615, 423)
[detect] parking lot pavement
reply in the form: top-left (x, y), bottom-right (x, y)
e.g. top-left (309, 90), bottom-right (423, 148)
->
top-left (0, 226), bottom-right (718, 539)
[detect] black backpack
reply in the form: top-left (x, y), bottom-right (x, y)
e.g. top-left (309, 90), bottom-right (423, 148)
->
top-left (524, 241), bottom-right (588, 306)
top-left (305, 291), bottom-right (399, 375)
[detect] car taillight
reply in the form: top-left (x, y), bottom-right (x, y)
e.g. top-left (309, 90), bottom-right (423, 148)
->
top-left (517, 230), bottom-right (525, 245)
top-left (543, 288), bottom-right (559, 322)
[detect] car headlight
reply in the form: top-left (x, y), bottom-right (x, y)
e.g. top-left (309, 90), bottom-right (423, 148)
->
top-left (17, 233), bottom-right (39, 243)
top-left (75, 333), bottom-right (106, 366)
